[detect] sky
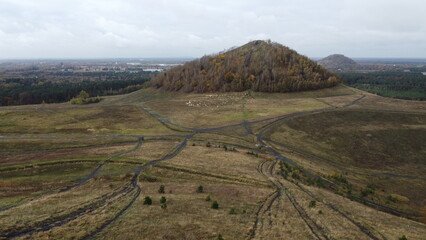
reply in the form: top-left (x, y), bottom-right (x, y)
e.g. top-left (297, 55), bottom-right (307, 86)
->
top-left (0, 0), bottom-right (425, 59)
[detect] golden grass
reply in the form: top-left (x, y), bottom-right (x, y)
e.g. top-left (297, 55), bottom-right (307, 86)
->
top-left (164, 145), bottom-right (268, 183)
top-left (0, 105), bottom-right (177, 135)
top-left (146, 95), bottom-right (328, 128)
top-left (97, 182), bottom-right (271, 240)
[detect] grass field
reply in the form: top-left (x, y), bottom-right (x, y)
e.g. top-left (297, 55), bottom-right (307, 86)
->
top-left (0, 85), bottom-right (425, 239)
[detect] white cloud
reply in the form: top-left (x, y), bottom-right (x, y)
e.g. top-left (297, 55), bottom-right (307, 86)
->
top-left (0, 0), bottom-right (425, 58)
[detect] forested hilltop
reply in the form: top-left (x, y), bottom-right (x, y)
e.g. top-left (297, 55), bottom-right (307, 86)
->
top-left (152, 40), bottom-right (340, 93)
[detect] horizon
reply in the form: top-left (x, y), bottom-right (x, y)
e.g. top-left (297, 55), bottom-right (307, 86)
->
top-left (1, 0), bottom-right (425, 59)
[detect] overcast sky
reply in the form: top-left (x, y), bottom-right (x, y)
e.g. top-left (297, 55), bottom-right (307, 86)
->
top-left (0, 0), bottom-right (425, 59)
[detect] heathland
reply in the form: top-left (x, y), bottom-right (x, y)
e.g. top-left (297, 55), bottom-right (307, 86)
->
top-left (0, 84), bottom-right (425, 239)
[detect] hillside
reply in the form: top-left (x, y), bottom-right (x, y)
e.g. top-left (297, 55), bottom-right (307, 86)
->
top-left (318, 54), bottom-right (358, 70)
top-left (152, 40), bottom-right (340, 93)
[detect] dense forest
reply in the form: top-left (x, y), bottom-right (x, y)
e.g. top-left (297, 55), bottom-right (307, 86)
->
top-left (0, 75), bottom-right (150, 106)
top-left (340, 72), bottom-right (426, 100)
top-left (152, 40), bottom-right (340, 93)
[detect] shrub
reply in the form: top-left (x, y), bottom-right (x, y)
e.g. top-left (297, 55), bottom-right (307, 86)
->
top-left (399, 235), bottom-right (408, 240)
top-left (205, 195), bottom-right (211, 201)
top-left (211, 201), bottom-right (219, 209)
top-left (229, 208), bottom-right (237, 215)
top-left (143, 196), bottom-right (152, 205)
top-left (160, 196), bottom-right (167, 204)
top-left (217, 233), bottom-right (224, 240)
top-left (387, 195), bottom-right (397, 203)
top-left (70, 90), bottom-right (102, 105)
top-left (291, 172), bottom-right (300, 180)
top-left (206, 142), bottom-right (211, 147)
top-left (361, 187), bottom-right (374, 198)
top-left (158, 185), bottom-right (165, 194)
top-left (161, 203), bottom-right (167, 209)
top-left (331, 174), bottom-right (348, 184)
top-left (309, 200), bottom-right (316, 208)
top-left (197, 185), bottom-right (204, 193)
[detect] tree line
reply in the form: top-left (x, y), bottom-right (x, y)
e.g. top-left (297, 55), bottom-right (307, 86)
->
top-left (0, 77), bottom-right (149, 106)
top-left (339, 71), bottom-right (426, 100)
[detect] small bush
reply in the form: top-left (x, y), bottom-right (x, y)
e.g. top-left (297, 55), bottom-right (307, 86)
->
top-left (206, 142), bottom-right (211, 147)
top-left (318, 210), bottom-right (323, 214)
top-left (309, 200), bottom-right (316, 208)
top-left (331, 174), bottom-right (348, 184)
top-left (70, 90), bottom-right (102, 105)
top-left (143, 196), bottom-right (152, 205)
top-left (211, 201), bottom-right (219, 209)
top-left (205, 195), bottom-right (211, 201)
top-left (161, 203), bottom-right (167, 209)
top-left (361, 187), bottom-right (374, 198)
top-left (291, 172), bottom-right (300, 180)
top-left (229, 208), bottom-right (237, 215)
top-left (160, 196), bottom-right (167, 204)
top-left (217, 233), bottom-right (224, 240)
top-left (158, 185), bottom-right (165, 194)
top-left (197, 185), bottom-right (204, 193)
top-left (387, 195), bottom-right (397, 203)
top-left (399, 235), bottom-right (408, 240)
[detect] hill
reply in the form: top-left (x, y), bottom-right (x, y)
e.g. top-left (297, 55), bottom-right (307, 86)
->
top-left (152, 40), bottom-right (340, 93)
top-left (318, 54), bottom-right (358, 70)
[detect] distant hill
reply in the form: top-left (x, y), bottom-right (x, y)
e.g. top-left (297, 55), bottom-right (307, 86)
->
top-left (152, 40), bottom-right (340, 93)
top-left (318, 54), bottom-right (358, 70)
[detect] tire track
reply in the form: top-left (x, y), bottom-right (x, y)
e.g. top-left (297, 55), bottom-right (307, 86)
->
top-left (288, 180), bottom-right (383, 240)
top-left (0, 138), bottom-right (143, 213)
top-left (81, 135), bottom-right (192, 239)
top-left (1, 184), bottom-right (135, 239)
top-left (250, 159), bottom-right (328, 240)
top-left (2, 135), bottom-right (191, 239)
top-left (61, 137), bottom-right (144, 192)
top-left (248, 159), bottom-right (281, 239)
